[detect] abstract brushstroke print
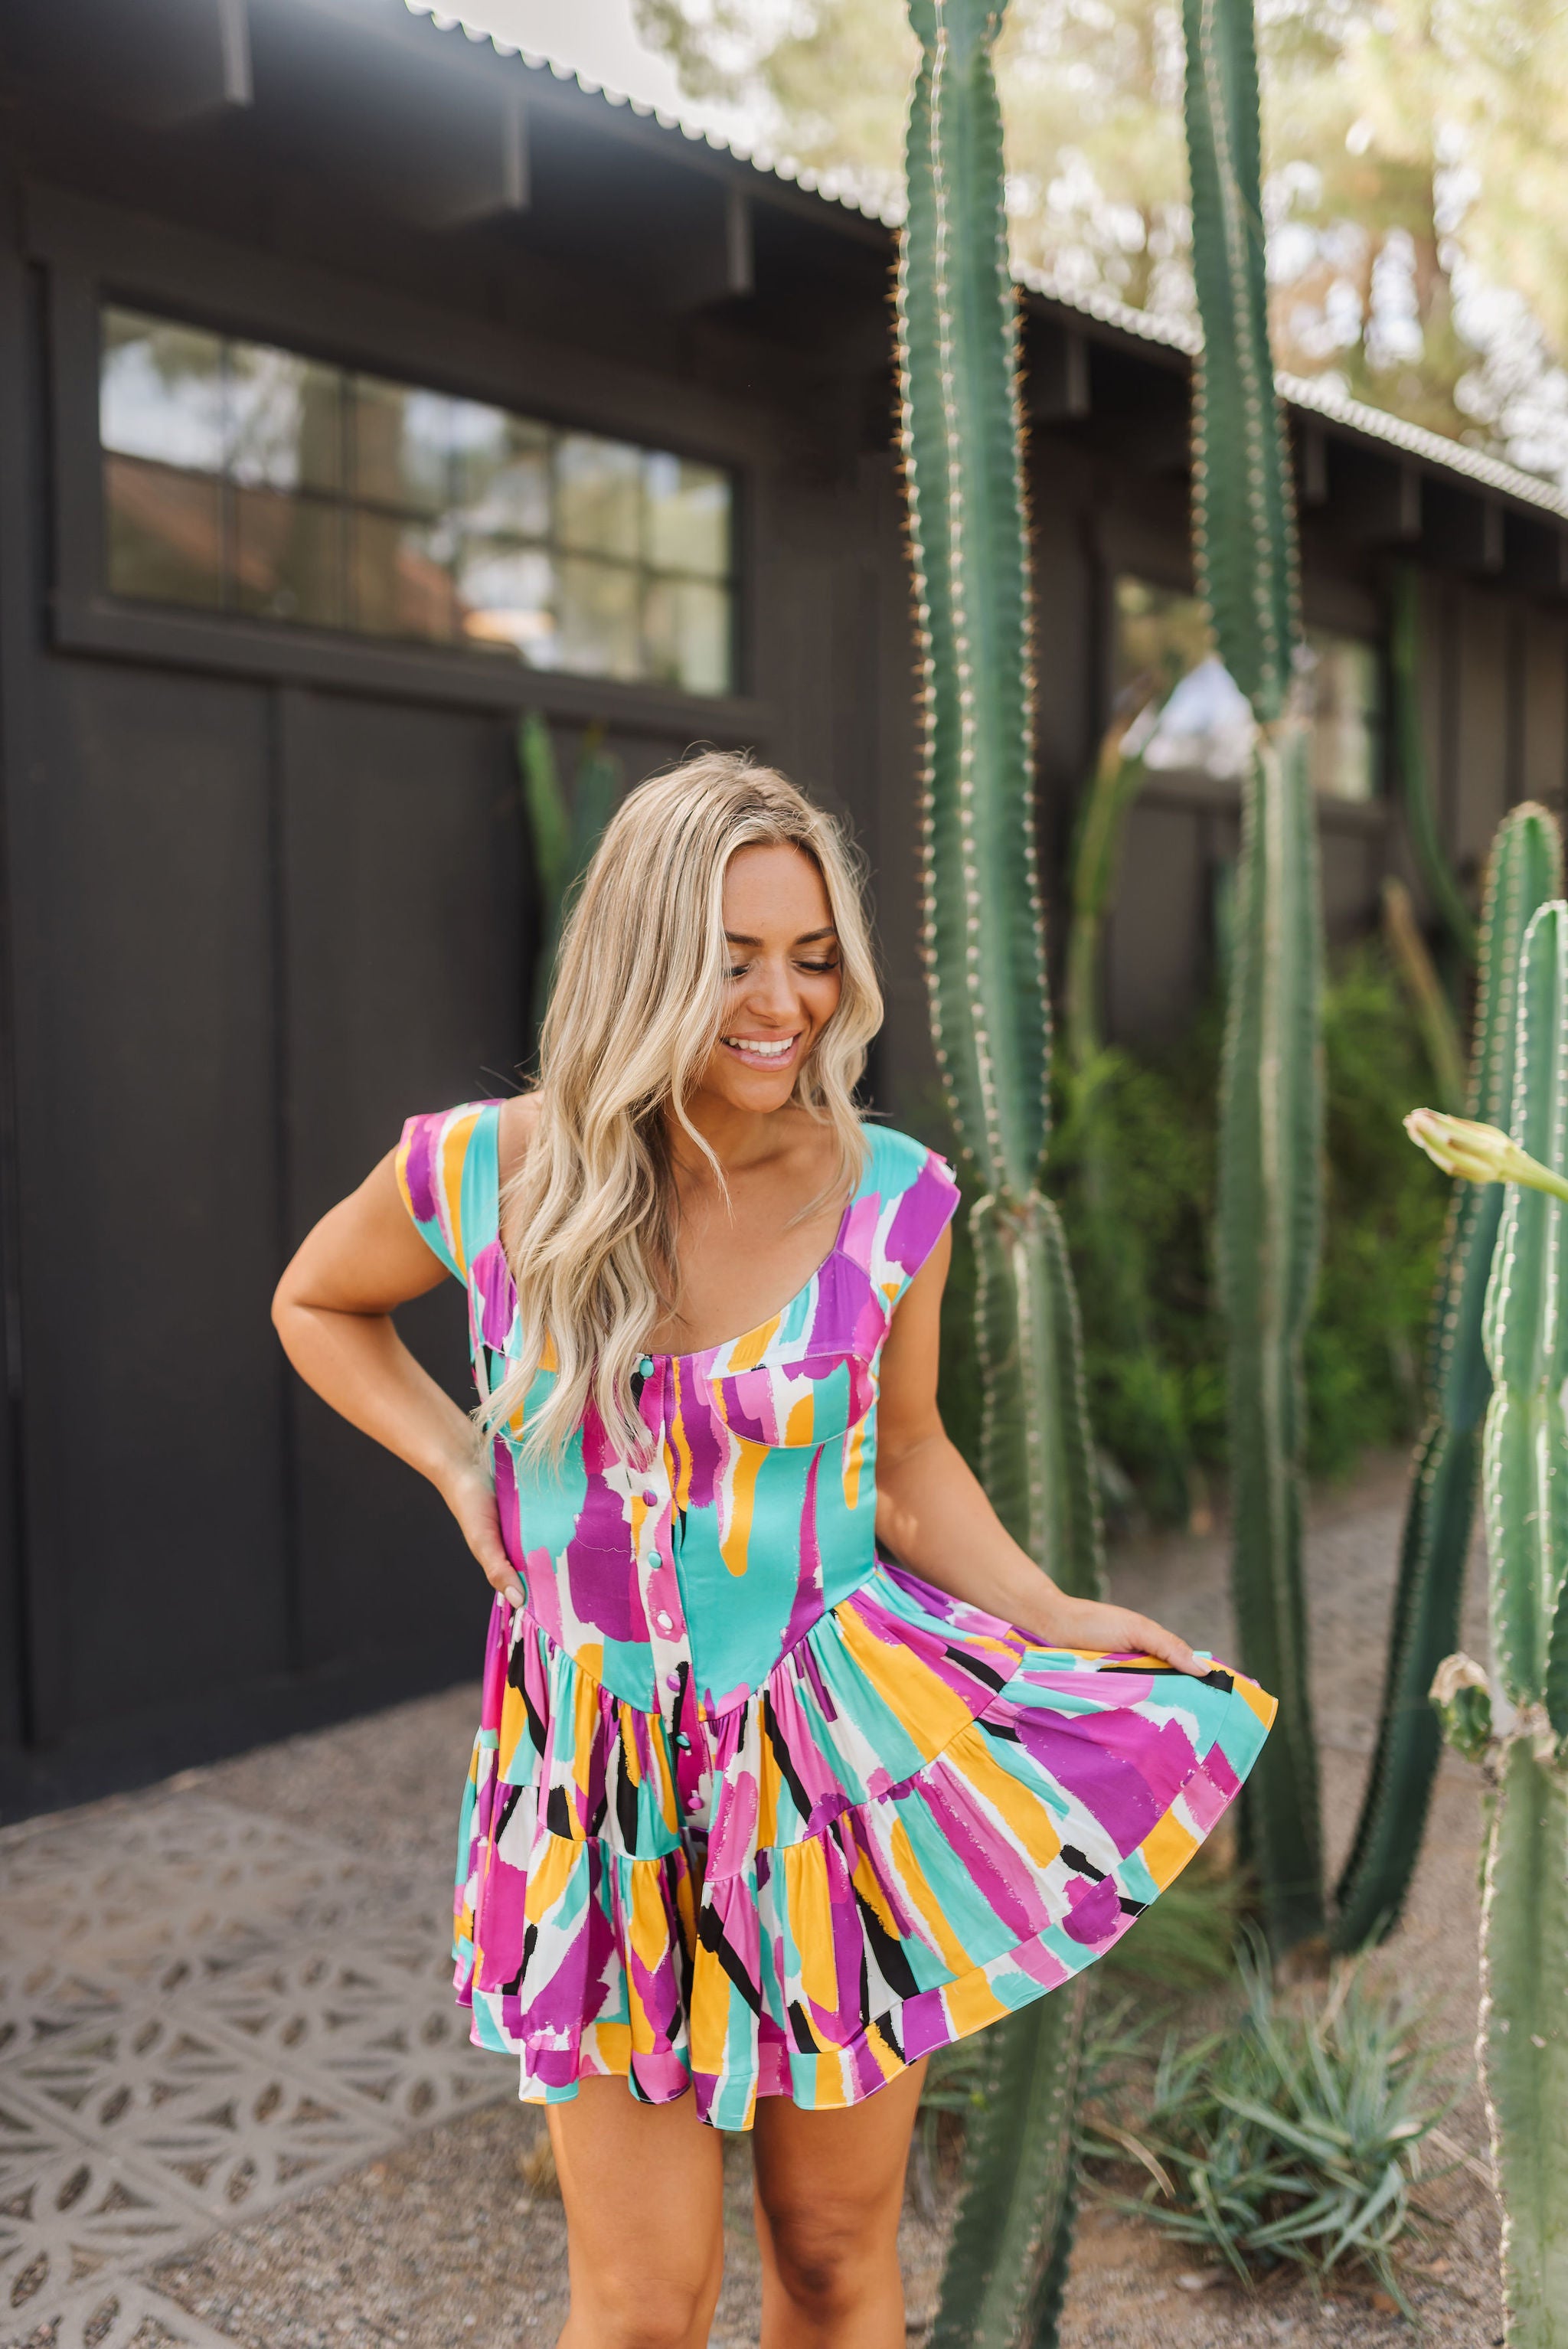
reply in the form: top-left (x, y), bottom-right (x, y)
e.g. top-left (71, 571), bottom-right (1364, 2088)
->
top-left (397, 1103), bottom-right (1276, 2130)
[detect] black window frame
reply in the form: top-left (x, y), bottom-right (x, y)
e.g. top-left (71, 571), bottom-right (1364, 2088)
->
top-left (37, 190), bottom-right (769, 735)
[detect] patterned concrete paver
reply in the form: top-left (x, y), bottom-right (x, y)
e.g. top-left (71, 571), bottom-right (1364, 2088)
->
top-left (0, 1789), bottom-right (508, 2347)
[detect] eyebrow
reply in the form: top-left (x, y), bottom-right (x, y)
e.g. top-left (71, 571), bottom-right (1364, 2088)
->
top-left (724, 926), bottom-right (839, 946)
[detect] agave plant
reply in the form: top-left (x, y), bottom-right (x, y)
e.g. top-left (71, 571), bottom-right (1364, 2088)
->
top-left (1409, 905), bottom-right (1568, 2347)
top-left (1181, 0), bottom-right (1323, 1949)
top-left (1334, 805), bottom-right (1560, 1953)
top-left (896, 1), bottom-right (1106, 2338)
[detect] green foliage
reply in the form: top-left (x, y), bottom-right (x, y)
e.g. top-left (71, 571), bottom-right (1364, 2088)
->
top-left (1041, 942), bottom-right (1447, 1528)
top-left (1334, 802), bottom-right (1561, 1954)
top-left (1081, 1930), bottom-right (1455, 2315)
top-left (635, 0), bottom-right (1568, 488)
top-left (518, 712), bottom-right (622, 1047)
top-left (1100, 1837), bottom-right (1246, 1995)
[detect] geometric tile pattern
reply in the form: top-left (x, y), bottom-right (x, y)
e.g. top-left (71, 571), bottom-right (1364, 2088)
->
top-left (0, 1793), bottom-right (510, 2349)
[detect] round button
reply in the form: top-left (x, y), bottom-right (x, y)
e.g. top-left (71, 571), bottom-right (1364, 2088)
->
top-left (685, 1791), bottom-right (704, 1812)
top-left (665, 1672), bottom-right (681, 1693)
top-left (675, 1732), bottom-right (691, 1750)
top-left (655, 1609), bottom-right (673, 1632)
top-left (642, 1490), bottom-right (659, 1508)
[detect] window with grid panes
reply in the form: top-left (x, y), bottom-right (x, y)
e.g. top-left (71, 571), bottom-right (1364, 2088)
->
top-left (98, 305), bottom-right (736, 696)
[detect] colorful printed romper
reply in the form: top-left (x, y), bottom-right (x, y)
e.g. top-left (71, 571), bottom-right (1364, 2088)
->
top-left (397, 1103), bottom-right (1276, 2132)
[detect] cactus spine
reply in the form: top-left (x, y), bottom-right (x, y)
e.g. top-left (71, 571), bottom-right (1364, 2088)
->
top-left (897, 2), bottom-right (1105, 2337)
top-left (1334, 806), bottom-right (1560, 1952)
top-left (1425, 897), bottom-right (1568, 2344)
top-left (1181, 0), bottom-right (1322, 1947)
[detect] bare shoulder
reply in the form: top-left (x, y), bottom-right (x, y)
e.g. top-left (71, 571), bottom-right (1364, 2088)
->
top-left (496, 1090), bottom-right (544, 1190)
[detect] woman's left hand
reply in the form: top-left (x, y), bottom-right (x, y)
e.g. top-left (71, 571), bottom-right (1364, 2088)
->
top-left (1021, 1590), bottom-right (1206, 1677)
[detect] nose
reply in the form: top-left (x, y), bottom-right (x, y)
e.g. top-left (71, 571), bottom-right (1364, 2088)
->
top-left (740, 956), bottom-right (801, 1022)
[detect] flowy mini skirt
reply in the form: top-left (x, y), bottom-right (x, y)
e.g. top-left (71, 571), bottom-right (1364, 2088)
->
top-left (450, 1555), bottom-right (1276, 2132)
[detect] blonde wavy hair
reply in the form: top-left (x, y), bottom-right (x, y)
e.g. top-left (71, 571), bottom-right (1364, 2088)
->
top-left (478, 750), bottom-right (884, 1469)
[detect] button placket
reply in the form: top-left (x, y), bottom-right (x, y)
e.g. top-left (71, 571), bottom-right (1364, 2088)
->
top-left (636, 1356), bottom-right (708, 1831)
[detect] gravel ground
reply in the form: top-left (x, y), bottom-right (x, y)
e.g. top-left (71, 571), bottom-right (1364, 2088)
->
top-left (141, 1452), bottom-right (1501, 2348)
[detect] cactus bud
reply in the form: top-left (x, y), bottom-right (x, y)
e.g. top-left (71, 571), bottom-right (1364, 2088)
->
top-left (1404, 1109), bottom-right (1568, 1203)
top-left (1430, 1651), bottom-right (1493, 1763)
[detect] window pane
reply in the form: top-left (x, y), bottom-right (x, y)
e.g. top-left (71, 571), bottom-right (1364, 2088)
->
top-left (557, 435), bottom-right (642, 560)
top-left (104, 455), bottom-right (224, 607)
top-left (645, 577), bottom-right (730, 694)
top-left (1306, 631), bottom-right (1380, 801)
top-left (644, 453), bottom-right (730, 578)
top-left (351, 511), bottom-right (456, 640)
top-left (350, 377), bottom-right (451, 515)
top-left (101, 309), bottom-right (227, 474)
top-left (449, 405), bottom-right (551, 540)
top-left (227, 344), bottom-right (342, 495)
top-left (557, 557), bottom-right (640, 678)
top-left (234, 488), bottom-right (344, 626)
top-left (456, 540), bottom-right (555, 657)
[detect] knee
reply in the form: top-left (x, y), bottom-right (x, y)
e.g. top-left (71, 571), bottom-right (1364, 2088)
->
top-left (766, 2205), bottom-right (884, 2320)
top-left (572, 2262), bottom-right (718, 2349)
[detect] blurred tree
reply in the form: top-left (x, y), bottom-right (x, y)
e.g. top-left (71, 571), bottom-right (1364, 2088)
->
top-left (634, 0), bottom-right (1568, 485)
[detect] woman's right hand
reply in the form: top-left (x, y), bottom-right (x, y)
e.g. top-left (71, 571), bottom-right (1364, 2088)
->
top-left (441, 1456), bottom-right (526, 1609)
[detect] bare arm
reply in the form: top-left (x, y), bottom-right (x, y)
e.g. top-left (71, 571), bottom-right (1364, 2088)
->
top-left (271, 1138), bottom-right (524, 1606)
top-left (873, 1226), bottom-right (1203, 1674)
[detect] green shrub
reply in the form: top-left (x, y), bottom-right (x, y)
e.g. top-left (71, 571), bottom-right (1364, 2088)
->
top-left (1080, 1929), bottom-right (1458, 2312)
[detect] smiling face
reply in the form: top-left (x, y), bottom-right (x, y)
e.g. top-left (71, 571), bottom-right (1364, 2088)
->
top-left (688, 841), bottom-right (843, 1115)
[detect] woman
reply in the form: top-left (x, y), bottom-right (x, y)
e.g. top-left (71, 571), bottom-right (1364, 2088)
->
top-left (273, 752), bottom-right (1273, 2349)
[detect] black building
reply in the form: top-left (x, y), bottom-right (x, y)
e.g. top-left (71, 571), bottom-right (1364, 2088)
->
top-left (3, 0), bottom-right (1565, 1815)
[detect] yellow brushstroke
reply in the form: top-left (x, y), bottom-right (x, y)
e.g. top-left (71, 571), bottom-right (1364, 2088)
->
top-left (942, 1965), bottom-right (1011, 2037)
top-left (834, 1604), bottom-right (975, 1757)
top-left (719, 1438), bottom-right (767, 1577)
top-left (439, 1108), bottom-right (481, 1273)
top-left (784, 1393), bottom-right (815, 1446)
top-left (944, 1723), bottom-right (1063, 1869)
top-left (524, 1832), bottom-right (579, 1922)
top-left (729, 1315), bottom-right (781, 1374)
top-left (1138, 1807), bottom-right (1200, 1892)
top-left (689, 1945), bottom-right (730, 2075)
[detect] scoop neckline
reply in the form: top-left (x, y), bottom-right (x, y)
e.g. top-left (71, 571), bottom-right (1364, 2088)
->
top-left (485, 1099), bottom-right (872, 1370)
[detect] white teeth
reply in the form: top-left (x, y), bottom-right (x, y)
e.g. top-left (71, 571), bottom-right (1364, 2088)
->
top-left (723, 1034), bottom-right (795, 1059)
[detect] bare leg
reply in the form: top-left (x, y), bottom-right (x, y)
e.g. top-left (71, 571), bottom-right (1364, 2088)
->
top-left (547, 2077), bottom-right (726, 2349)
top-left (750, 2058), bottom-right (927, 2349)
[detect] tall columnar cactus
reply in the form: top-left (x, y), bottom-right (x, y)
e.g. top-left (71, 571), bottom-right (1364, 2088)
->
top-left (896, 2), bottom-right (1106, 2338)
top-left (1334, 806), bottom-right (1561, 1952)
top-left (1411, 903), bottom-right (1568, 2347)
top-left (1181, 0), bottom-right (1323, 1949)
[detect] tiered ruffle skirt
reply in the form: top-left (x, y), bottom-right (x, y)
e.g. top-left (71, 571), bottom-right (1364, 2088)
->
top-left (452, 1559), bottom-right (1275, 2131)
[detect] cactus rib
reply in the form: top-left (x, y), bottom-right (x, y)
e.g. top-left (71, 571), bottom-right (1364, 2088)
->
top-left (1334, 805), bottom-right (1560, 1951)
top-left (1480, 1740), bottom-right (1568, 2344)
top-left (1215, 714), bottom-right (1325, 1946)
top-left (897, 4), bottom-right (1107, 2340)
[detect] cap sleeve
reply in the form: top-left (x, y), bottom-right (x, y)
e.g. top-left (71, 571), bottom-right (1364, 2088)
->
top-left (867, 1128), bottom-right (962, 1307)
top-left (394, 1101), bottom-right (501, 1282)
